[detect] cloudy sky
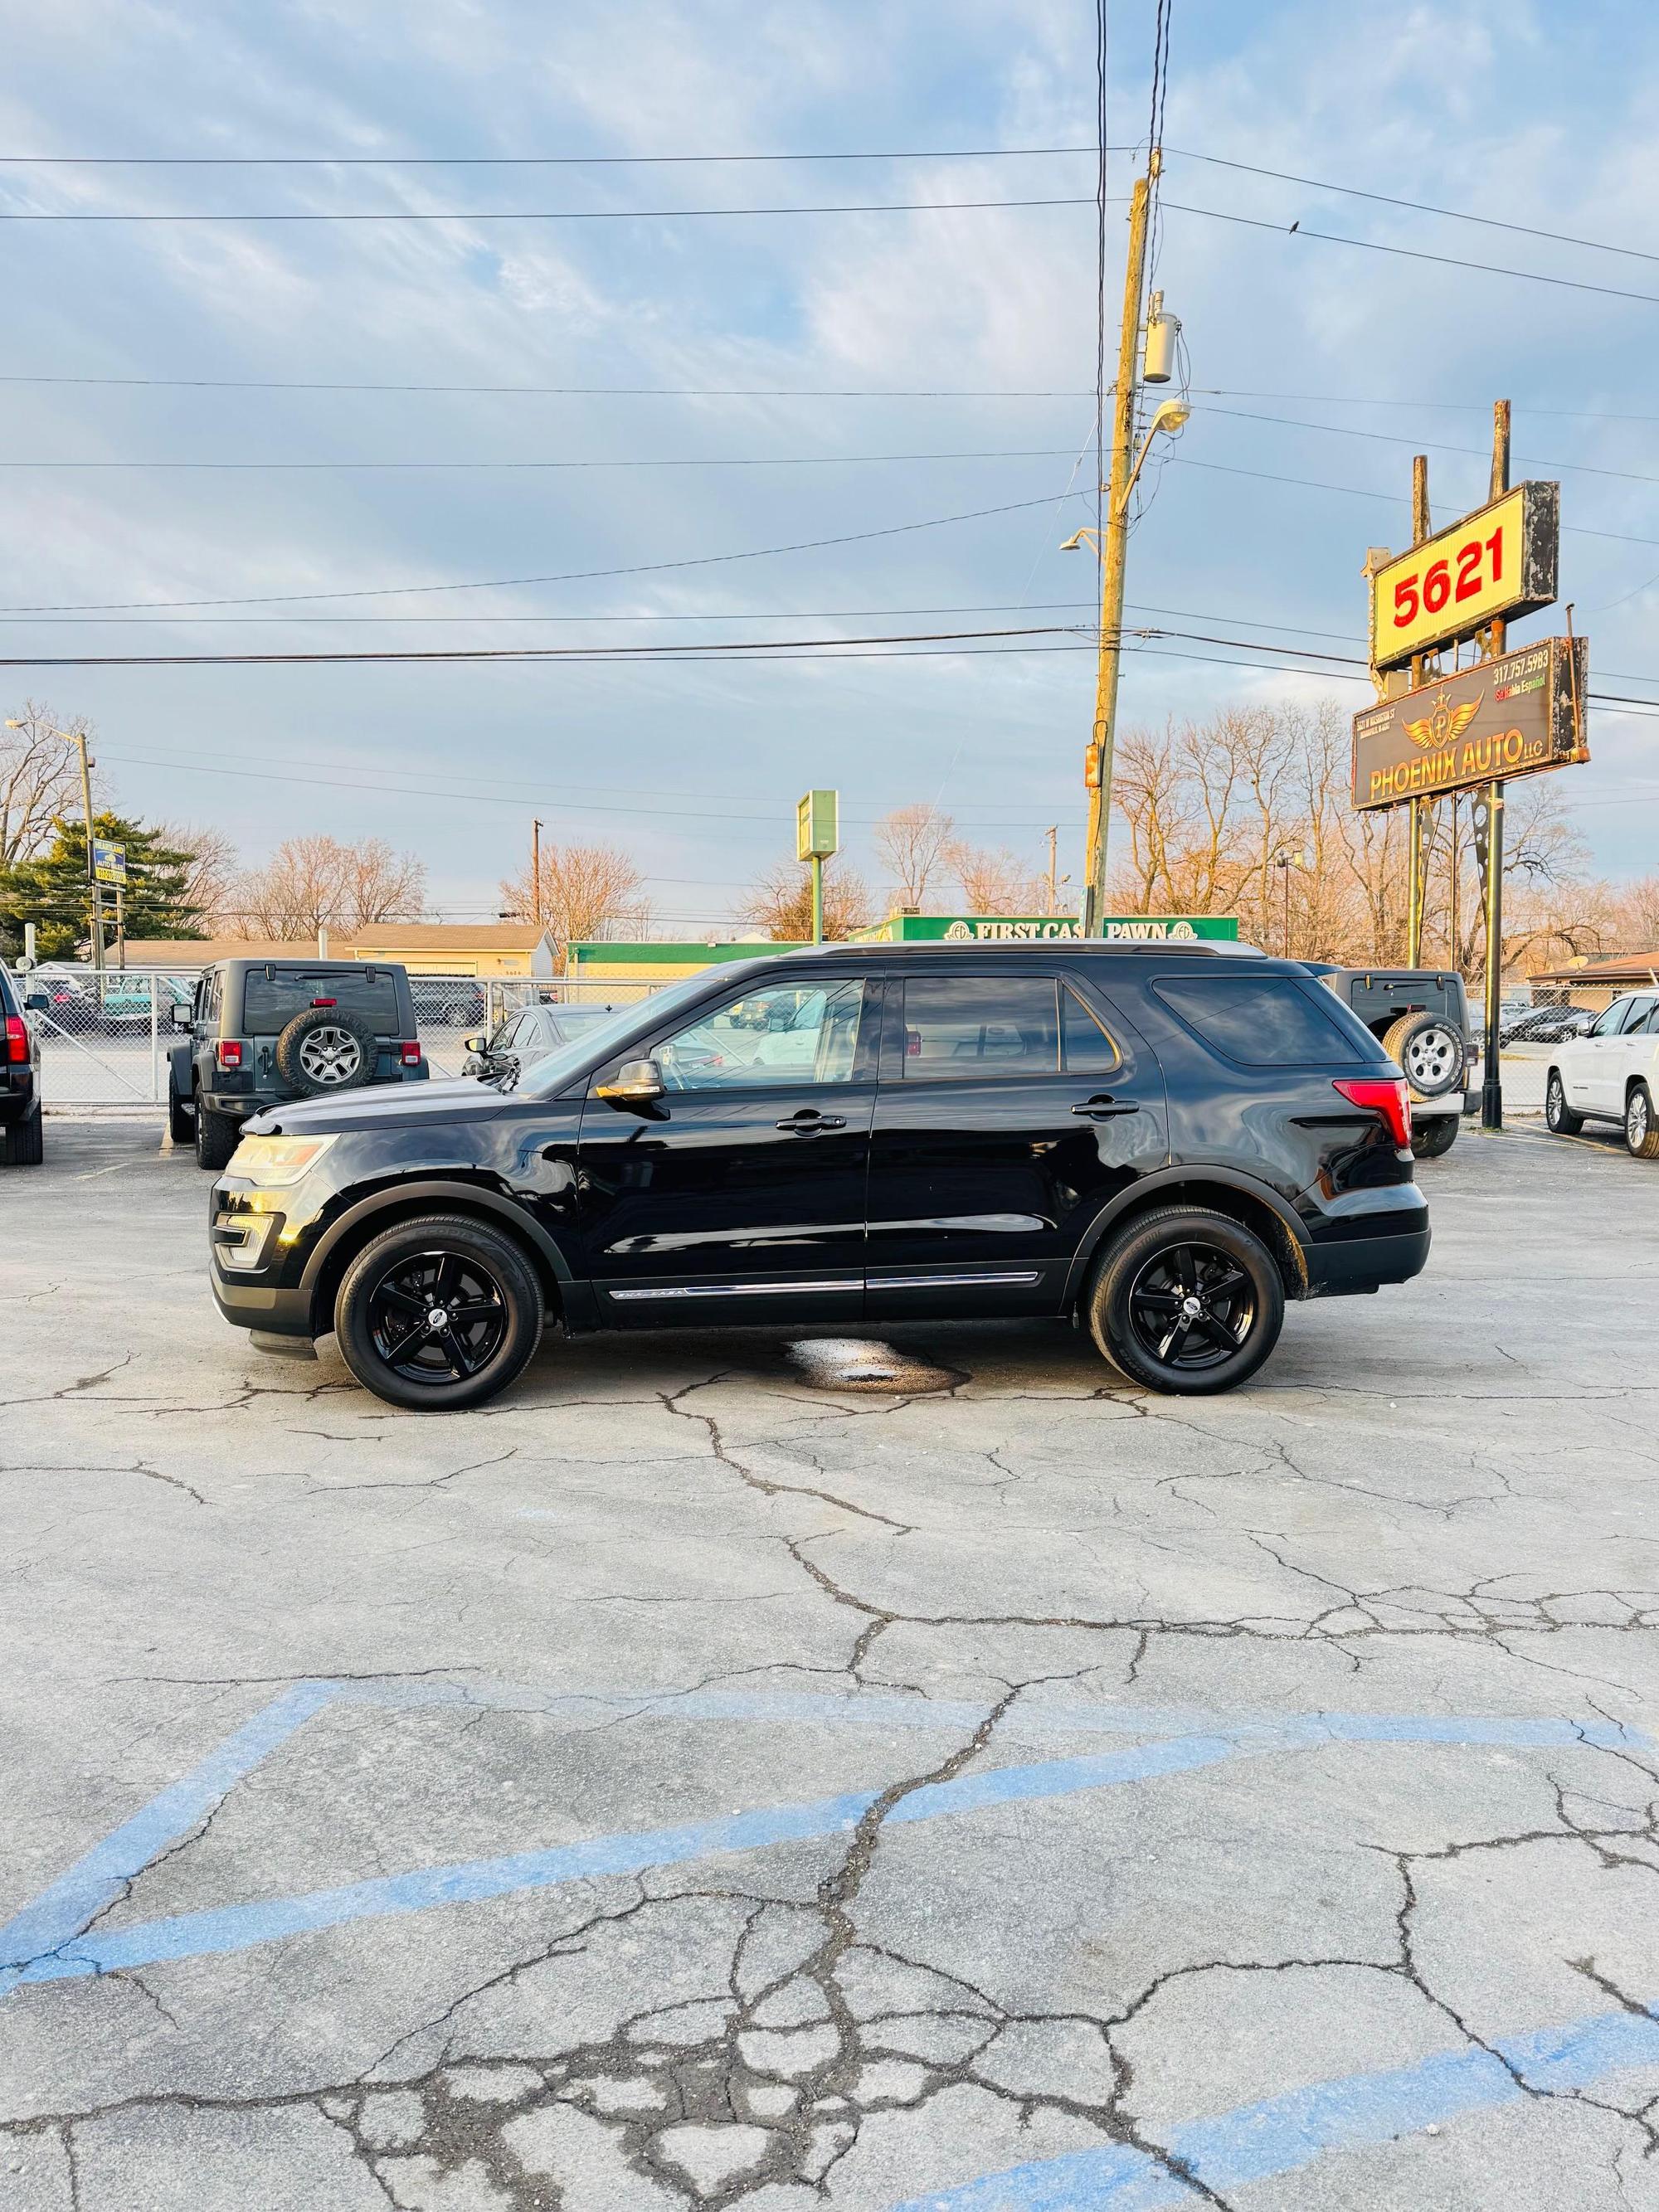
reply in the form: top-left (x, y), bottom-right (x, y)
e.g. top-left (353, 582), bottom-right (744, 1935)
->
top-left (3, 0), bottom-right (1658, 928)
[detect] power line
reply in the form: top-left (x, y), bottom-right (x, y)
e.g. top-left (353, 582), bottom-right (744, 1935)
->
top-left (0, 373), bottom-right (1102, 396)
top-left (0, 488), bottom-right (1087, 613)
top-left (0, 444), bottom-right (1082, 473)
top-left (1195, 402), bottom-right (1659, 494)
top-left (1164, 145), bottom-right (1659, 269)
top-left (1165, 202), bottom-right (1659, 311)
top-left (0, 143), bottom-right (1114, 168)
top-left (0, 193), bottom-right (1098, 223)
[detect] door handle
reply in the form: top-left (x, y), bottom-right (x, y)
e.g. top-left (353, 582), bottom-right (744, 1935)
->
top-left (1071, 1096), bottom-right (1140, 1119)
top-left (776, 1111), bottom-right (846, 1133)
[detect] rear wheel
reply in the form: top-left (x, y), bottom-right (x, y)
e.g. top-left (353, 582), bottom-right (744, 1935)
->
top-left (1087, 1207), bottom-right (1284, 1396)
top-left (194, 1103), bottom-right (240, 1171)
top-left (168, 1074), bottom-right (195, 1144)
top-left (1, 1111), bottom-right (43, 1166)
top-left (1545, 1071), bottom-right (1583, 1136)
top-left (1410, 1116), bottom-right (1458, 1159)
top-left (1626, 1082), bottom-right (1659, 1159)
top-left (334, 1213), bottom-right (544, 1410)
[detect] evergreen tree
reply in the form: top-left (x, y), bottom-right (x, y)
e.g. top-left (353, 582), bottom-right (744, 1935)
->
top-left (0, 812), bottom-right (205, 959)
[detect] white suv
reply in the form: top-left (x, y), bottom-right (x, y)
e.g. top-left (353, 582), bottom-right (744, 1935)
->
top-left (1546, 991), bottom-right (1659, 1156)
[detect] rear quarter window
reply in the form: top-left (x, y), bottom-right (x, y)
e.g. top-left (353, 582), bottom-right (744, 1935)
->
top-left (240, 968), bottom-right (401, 1031)
top-left (1152, 975), bottom-right (1370, 1067)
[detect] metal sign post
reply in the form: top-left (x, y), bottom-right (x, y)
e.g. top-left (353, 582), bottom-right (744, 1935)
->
top-left (795, 790), bottom-right (839, 946)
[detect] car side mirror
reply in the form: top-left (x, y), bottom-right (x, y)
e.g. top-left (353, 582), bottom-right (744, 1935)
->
top-left (596, 1056), bottom-right (665, 1104)
top-left (462, 1033), bottom-right (485, 1054)
top-left (171, 1004), bottom-right (192, 1030)
top-left (23, 991), bottom-right (46, 1013)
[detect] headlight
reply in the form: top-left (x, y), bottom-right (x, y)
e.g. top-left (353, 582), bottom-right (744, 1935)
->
top-left (225, 1134), bottom-right (338, 1186)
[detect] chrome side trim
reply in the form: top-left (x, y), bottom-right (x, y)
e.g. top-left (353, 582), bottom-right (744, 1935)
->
top-left (607, 1278), bottom-right (864, 1303)
top-left (871, 1271), bottom-right (1043, 1291)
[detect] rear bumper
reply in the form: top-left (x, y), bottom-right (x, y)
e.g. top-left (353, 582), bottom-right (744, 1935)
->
top-left (0, 1070), bottom-right (37, 1122)
top-left (1301, 1185), bottom-right (1430, 1297)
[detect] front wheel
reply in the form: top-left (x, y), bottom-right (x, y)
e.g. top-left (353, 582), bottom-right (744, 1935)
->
top-left (1627, 1082), bottom-right (1659, 1159)
top-left (334, 1213), bottom-right (544, 1410)
top-left (1087, 1207), bottom-right (1285, 1396)
top-left (1411, 1116), bottom-right (1458, 1159)
top-left (1545, 1071), bottom-right (1583, 1136)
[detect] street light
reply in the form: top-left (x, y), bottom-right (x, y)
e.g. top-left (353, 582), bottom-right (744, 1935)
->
top-left (1062, 397), bottom-right (1192, 936)
top-left (1272, 848), bottom-right (1309, 957)
top-left (5, 717), bottom-right (104, 976)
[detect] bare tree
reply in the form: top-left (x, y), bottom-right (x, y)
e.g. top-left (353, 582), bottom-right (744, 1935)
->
top-left (155, 823), bottom-right (239, 932)
top-left (237, 834), bottom-right (426, 939)
top-left (0, 700), bottom-right (85, 868)
top-left (735, 858), bottom-right (873, 941)
top-left (873, 804), bottom-right (956, 911)
top-left (499, 840), bottom-right (646, 967)
top-left (953, 843), bottom-right (1048, 915)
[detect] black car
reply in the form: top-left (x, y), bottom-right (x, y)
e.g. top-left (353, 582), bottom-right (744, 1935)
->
top-left (170, 956), bottom-right (429, 1172)
top-left (1, 966), bottom-right (45, 1165)
top-left (207, 943), bottom-right (1429, 1411)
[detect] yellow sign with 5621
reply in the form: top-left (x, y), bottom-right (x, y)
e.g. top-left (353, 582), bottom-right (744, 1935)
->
top-left (1370, 481), bottom-right (1558, 671)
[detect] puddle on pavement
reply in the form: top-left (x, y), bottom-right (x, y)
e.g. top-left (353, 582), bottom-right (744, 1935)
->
top-left (785, 1337), bottom-right (962, 1395)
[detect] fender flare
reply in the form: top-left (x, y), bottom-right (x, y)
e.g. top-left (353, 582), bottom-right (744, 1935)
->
top-left (1062, 1166), bottom-right (1311, 1305)
top-left (299, 1176), bottom-right (579, 1325)
top-left (166, 1041), bottom-right (196, 1094)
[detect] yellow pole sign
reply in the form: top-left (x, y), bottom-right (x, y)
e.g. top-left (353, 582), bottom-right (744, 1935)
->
top-left (795, 789), bottom-right (839, 861)
top-left (1369, 481), bottom-right (1558, 670)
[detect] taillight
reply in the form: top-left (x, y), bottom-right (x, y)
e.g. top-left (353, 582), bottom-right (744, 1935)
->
top-left (1332, 1075), bottom-right (1412, 1149)
top-left (216, 1039), bottom-right (244, 1070)
top-left (4, 1015), bottom-right (27, 1065)
top-left (399, 1041), bottom-right (421, 1067)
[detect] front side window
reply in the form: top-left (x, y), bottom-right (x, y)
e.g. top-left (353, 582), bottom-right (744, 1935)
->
top-left (1588, 998), bottom-right (1634, 1039)
top-left (656, 977), bottom-right (868, 1090)
top-left (898, 976), bottom-right (1060, 1078)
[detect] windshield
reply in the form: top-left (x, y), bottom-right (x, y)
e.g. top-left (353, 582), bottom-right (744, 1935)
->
top-left (511, 971), bottom-right (725, 1098)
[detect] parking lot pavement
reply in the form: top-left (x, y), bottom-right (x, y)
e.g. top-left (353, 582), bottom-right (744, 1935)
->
top-left (4, 1117), bottom-right (1659, 2210)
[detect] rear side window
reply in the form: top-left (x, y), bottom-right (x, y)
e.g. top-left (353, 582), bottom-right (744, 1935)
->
top-left (1153, 975), bottom-right (1366, 1066)
top-left (1062, 984), bottom-right (1122, 1075)
top-left (241, 968), bottom-right (401, 1031)
top-left (899, 976), bottom-right (1059, 1077)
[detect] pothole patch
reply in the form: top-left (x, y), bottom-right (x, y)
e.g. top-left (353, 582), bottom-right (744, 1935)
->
top-left (786, 1338), bottom-right (962, 1395)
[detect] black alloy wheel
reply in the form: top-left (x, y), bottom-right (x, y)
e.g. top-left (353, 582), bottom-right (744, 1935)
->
top-left (1545, 1072), bottom-right (1583, 1136)
top-left (335, 1213), bottom-right (543, 1410)
top-left (1088, 1206), bottom-right (1284, 1396)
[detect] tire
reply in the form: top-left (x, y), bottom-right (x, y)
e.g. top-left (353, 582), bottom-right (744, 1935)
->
top-left (1086, 1206), bottom-right (1285, 1397)
top-left (275, 1008), bottom-right (378, 1096)
top-left (168, 1075), bottom-right (195, 1144)
top-left (334, 1213), bottom-right (544, 1411)
top-left (1626, 1082), bottom-right (1659, 1160)
top-left (1545, 1070), bottom-right (1584, 1136)
top-left (195, 1103), bottom-right (240, 1171)
top-left (1, 1111), bottom-right (43, 1166)
top-left (1411, 1116), bottom-right (1458, 1159)
top-left (1382, 1011), bottom-right (1464, 1101)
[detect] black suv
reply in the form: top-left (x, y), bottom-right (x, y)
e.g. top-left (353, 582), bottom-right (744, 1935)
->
top-left (207, 944), bottom-right (1429, 1410)
top-left (1, 966), bottom-right (45, 1166)
top-left (170, 957), bottom-right (429, 1171)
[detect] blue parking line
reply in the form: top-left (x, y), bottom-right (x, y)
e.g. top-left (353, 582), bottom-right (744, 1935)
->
top-left (892, 2002), bottom-right (1659, 2208)
top-left (0, 1680), bottom-right (1647, 1996)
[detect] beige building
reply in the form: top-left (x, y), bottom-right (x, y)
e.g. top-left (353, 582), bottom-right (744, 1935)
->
top-left (1528, 948), bottom-right (1659, 1013)
top-left (119, 924), bottom-right (556, 978)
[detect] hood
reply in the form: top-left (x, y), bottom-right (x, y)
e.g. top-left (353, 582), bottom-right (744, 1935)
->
top-left (247, 1075), bottom-right (506, 1138)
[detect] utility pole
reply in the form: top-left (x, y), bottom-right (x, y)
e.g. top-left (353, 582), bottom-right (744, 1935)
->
top-left (1045, 826), bottom-right (1059, 914)
top-left (1479, 399), bottom-right (1511, 1132)
top-left (1405, 455), bottom-right (1431, 965)
top-left (531, 819), bottom-right (543, 934)
top-left (1081, 158), bottom-right (1158, 937)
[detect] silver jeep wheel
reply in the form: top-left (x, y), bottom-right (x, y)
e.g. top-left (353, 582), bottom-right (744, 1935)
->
top-left (296, 1025), bottom-right (364, 1087)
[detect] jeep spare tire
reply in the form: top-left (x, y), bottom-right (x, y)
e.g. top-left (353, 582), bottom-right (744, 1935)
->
top-left (1381, 1010), bottom-right (1463, 1101)
top-left (275, 1007), bottom-right (378, 1095)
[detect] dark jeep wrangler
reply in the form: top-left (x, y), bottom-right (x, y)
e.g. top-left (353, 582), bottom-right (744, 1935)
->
top-left (169, 957), bottom-right (429, 1169)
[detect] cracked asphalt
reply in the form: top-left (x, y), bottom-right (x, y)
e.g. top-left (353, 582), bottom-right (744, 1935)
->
top-left (4, 1111), bottom-right (1659, 2210)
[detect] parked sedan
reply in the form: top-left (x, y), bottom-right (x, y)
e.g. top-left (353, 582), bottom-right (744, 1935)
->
top-left (1546, 992), bottom-right (1659, 1155)
top-left (462, 1002), bottom-right (620, 1080)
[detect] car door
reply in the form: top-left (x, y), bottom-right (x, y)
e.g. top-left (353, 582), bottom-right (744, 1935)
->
top-left (1566, 997), bottom-right (1635, 1115)
top-left (576, 970), bottom-right (879, 1325)
top-left (864, 968), bottom-right (1168, 1320)
top-left (1610, 994), bottom-right (1658, 1116)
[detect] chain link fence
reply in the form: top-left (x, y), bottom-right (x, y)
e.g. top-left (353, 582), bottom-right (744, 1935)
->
top-left (7, 964), bottom-right (657, 1104)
